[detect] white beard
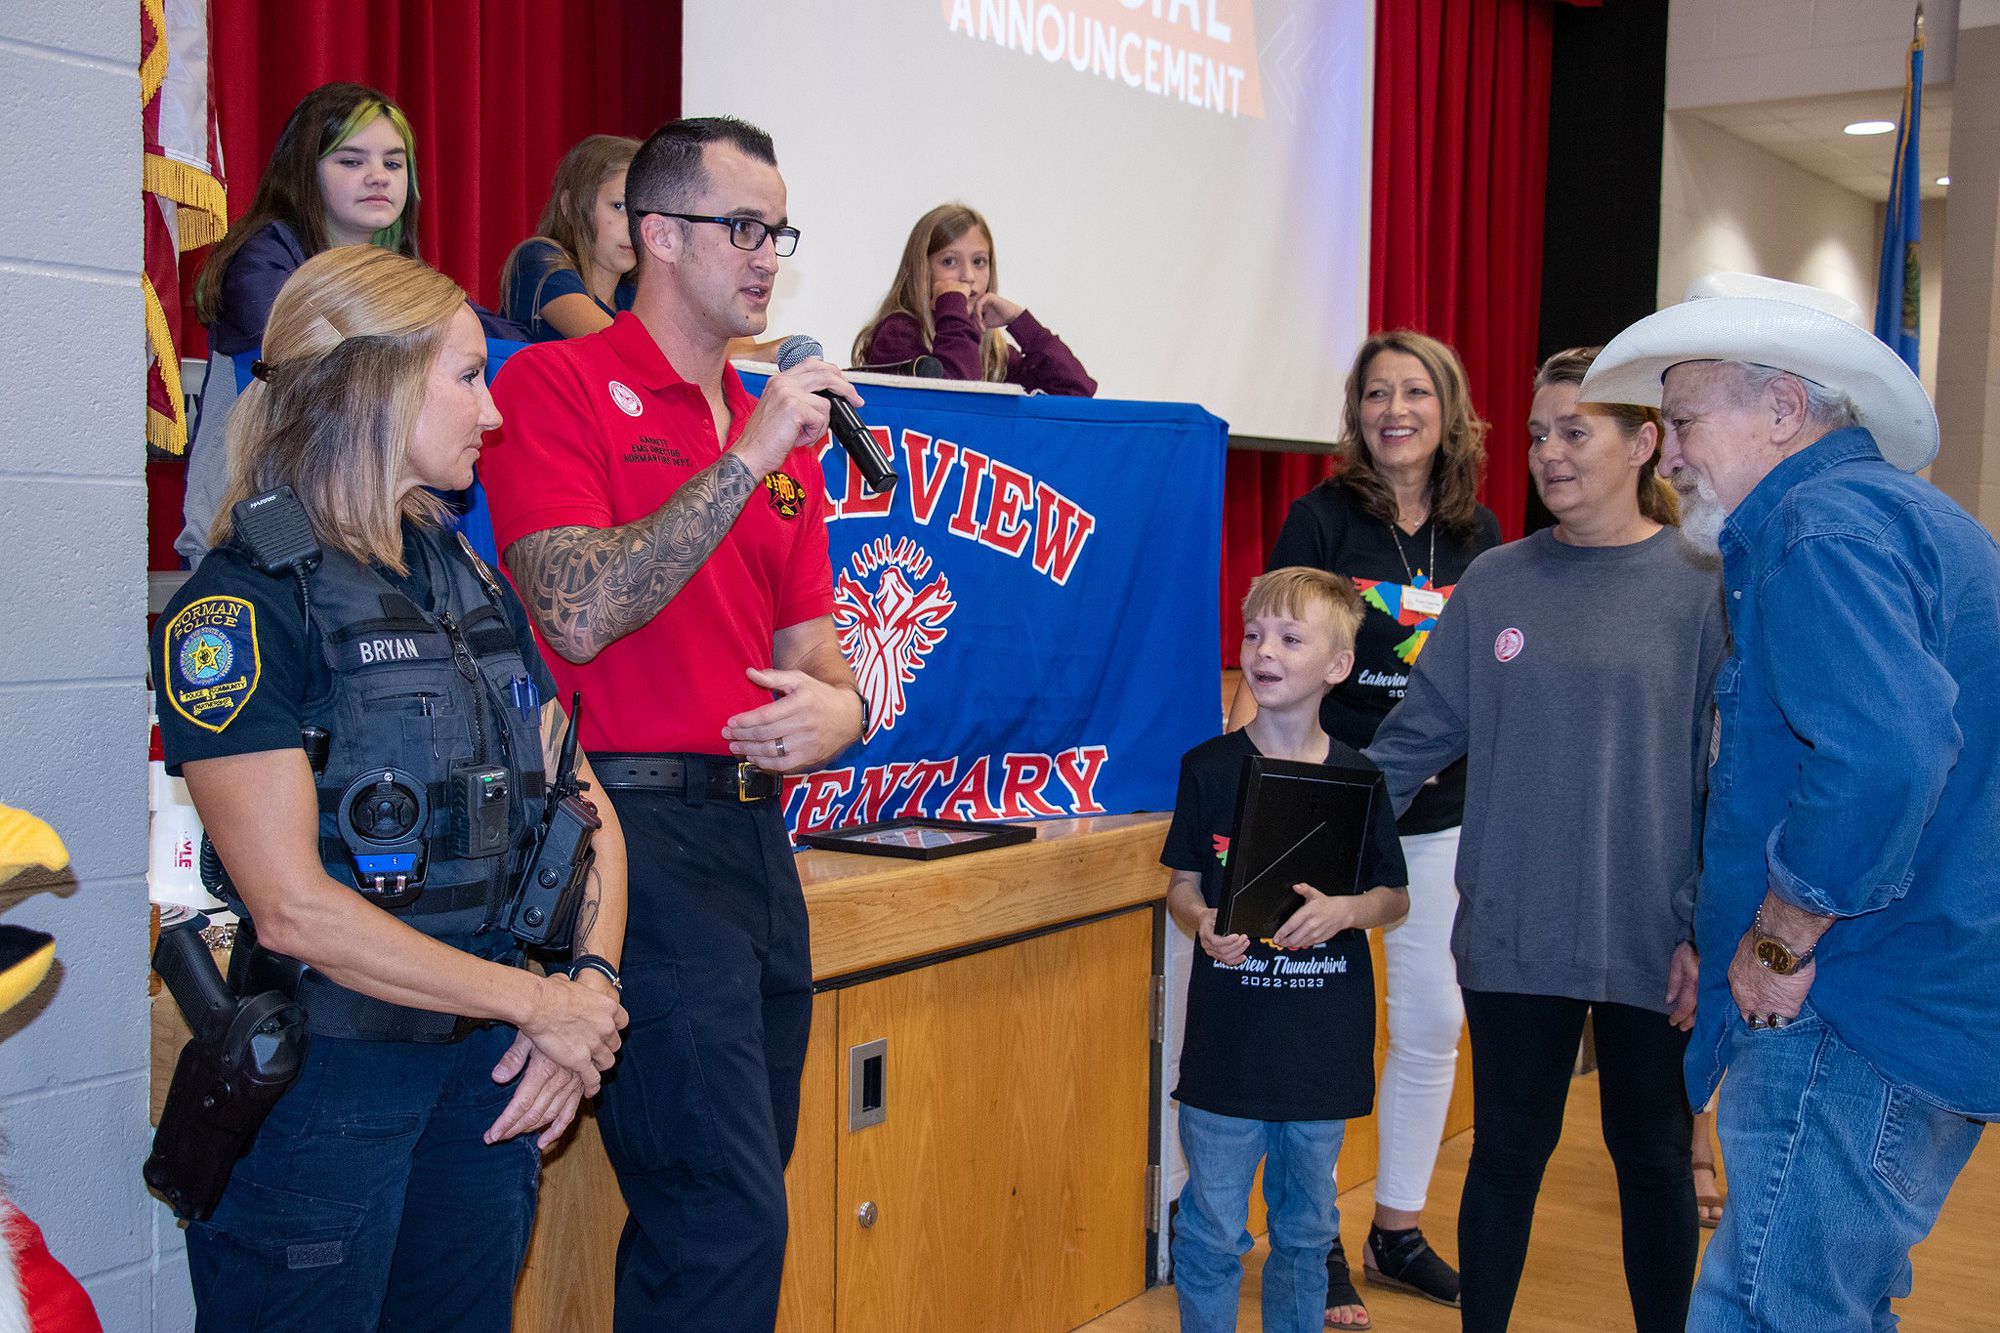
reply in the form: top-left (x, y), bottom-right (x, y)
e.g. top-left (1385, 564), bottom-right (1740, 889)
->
top-left (1676, 472), bottom-right (1726, 556)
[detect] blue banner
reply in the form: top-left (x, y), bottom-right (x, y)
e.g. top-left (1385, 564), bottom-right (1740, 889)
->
top-left (737, 374), bottom-right (1226, 835)
top-left (1874, 13), bottom-right (1925, 370)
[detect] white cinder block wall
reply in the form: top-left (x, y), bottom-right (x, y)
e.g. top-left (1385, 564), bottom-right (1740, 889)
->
top-left (0, 2), bottom-right (193, 1329)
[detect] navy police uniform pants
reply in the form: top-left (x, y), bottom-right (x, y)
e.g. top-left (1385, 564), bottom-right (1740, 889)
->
top-left (593, 779), bottom-right (814, 1332)
top-left (185, 1018), bottom-right (537, 1331)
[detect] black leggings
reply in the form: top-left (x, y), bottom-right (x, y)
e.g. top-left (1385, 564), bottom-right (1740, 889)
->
top-left (1458, 989), bottom-right (1696, 1333)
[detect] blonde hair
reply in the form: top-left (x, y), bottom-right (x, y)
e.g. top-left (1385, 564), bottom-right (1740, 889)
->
top-left (1332, 331), bottom-right (1489, 539)
top-left (1242, 567), bottom-right (1365, 651)
top-left (852, 203), bottom-right (1009, 381)
top-left (1533, 346), bottom-right (1679, 525)
top-left (210, 247), bottom-right (467, 571)
top-left (500, 134), bottom-right (640, 320)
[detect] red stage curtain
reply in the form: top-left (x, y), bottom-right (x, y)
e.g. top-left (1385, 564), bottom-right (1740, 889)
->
top-left (148, 0), bottom-right (682, 569)
top-left (1218, 0), bottom-right (1560, 665)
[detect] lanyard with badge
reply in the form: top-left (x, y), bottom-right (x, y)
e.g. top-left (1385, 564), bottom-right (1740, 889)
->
top-left (1385, 517), bottom-right (1446, 617)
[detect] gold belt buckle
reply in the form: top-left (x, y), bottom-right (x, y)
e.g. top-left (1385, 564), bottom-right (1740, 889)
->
top-left (735, 760), bottom-right (760, 802)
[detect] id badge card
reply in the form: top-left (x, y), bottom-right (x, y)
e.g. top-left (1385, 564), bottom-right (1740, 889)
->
top-left (1403, 585), bottom-right (1445, 618)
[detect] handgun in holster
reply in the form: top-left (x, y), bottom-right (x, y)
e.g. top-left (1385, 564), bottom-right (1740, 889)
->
top-left (506, 693), bottom-right (600, 952)
top-left (144, 909), bottom-right (307, 1222)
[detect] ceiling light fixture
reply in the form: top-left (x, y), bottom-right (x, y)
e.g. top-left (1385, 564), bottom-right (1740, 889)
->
top-left (1844, 120), bottom-right (1896, 136)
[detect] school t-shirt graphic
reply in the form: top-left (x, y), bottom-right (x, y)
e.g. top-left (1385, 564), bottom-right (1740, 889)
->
top-left (1351, 573), bottom-right (1459, 665)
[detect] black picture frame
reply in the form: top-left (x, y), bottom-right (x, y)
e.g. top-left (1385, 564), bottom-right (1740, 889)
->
top-left (1214, 755), bottom-right (1382, 939)
top-left (796, 816), bottom-right (1037, 861)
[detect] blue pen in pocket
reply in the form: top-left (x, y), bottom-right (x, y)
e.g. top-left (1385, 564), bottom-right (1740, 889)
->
top-left (510, 674), bottom-right (540, 720)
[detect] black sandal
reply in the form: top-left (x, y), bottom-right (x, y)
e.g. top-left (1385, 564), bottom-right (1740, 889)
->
top-left (1323, 1234), bottom-right (1372, 1328)
top-left (1363, 1224), bottom-right (1460, 1307)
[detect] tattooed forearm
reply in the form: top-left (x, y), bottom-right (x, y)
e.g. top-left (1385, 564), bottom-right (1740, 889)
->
top-left (506, 454), bottom-right (759, 662)
top-left (570, 881), bottom-right (601, 961)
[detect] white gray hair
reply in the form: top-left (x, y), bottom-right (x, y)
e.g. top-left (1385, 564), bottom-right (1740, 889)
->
top-left (1723, 361), bottom-right (1859, 431)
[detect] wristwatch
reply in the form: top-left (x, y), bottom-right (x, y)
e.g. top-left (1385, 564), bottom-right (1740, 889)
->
top-left (566, 954), bottom-right (622, 991)
top-left (1751, 906), bottom-right (1817, 975)
top-left (851, 686), bottom-right (872, 735)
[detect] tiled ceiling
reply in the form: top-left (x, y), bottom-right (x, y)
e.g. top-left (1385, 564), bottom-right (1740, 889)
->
top-left (1690, 86), bottom-right (1952, 203)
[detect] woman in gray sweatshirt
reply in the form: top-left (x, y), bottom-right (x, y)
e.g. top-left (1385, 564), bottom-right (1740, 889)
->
top-left (1365, 347), bottom-right (1725, 1333)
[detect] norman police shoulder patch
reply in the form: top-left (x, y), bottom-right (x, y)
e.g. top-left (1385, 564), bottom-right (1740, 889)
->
top-left (164, 595), bottom-right (263, 734)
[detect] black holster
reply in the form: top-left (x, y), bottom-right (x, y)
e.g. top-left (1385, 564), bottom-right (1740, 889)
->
top-left (144, 915), bottom-right (307, 1222)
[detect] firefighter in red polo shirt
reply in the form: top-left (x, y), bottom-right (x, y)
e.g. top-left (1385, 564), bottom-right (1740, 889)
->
top-left (480, 116), bottom-right (865, 1332)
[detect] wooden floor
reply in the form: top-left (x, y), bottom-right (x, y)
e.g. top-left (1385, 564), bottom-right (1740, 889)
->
top-left (1085, 1073), bottom-right (2000, 1331)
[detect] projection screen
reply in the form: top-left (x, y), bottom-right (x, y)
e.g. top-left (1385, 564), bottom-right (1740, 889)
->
top-left (683, 0), bottom-right (1373, 445)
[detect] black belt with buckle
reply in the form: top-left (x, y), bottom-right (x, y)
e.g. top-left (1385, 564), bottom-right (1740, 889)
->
top-left (591, 752), bottom-right (780, 802)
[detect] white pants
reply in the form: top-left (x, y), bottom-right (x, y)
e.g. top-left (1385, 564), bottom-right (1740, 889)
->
top-left (1368, 825), bottom-right (1464, 1213)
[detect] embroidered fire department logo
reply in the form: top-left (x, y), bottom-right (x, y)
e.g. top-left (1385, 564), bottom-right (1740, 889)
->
top-left (832, 537), bottom-right (956, 742)
top-left (607, 380), bottom-right (643, 417)
top-left (763, 470), bottom-right (808, 519)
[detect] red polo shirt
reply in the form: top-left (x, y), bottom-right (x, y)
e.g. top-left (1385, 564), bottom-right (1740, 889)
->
top-left (481, 312), bottom-right (833, 754)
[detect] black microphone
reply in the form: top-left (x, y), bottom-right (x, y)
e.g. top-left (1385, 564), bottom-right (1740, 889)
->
top-left (776, 335), bottom-right (899, 494)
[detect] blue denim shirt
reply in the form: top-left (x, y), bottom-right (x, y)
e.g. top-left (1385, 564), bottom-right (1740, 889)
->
top-left (1688, 427), bottom-right (2000, 1118)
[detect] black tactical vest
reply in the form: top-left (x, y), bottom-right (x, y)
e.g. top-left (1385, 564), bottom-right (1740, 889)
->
top-left (300, 528), bottom-right (546, 939)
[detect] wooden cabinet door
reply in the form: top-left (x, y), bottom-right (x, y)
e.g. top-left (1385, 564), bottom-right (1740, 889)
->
top-left (777, 990), bottom-right (840, 1332)
top-left (833, 909), bottom-right (1153, 1331)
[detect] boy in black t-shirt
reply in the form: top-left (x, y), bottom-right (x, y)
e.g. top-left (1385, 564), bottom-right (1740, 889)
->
top-left (1165, 568), bottom-right (1409, 1333)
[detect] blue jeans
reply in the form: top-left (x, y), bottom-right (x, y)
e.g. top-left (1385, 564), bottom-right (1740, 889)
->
top-left (186, 1021), bottom-right (538, 1332)
top-left (1688, 1005), bottom-right (1985, 1331)
top-left (1173, 1104), bottom-right (1346, 1333)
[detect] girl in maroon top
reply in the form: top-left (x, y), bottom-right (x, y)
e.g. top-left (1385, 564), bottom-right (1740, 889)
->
top-left (852, 203), bottom-right (1097, 395)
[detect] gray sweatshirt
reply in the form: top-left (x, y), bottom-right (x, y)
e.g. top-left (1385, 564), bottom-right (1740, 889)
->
top-left (1365, 527), bottom-right (1725, 1012)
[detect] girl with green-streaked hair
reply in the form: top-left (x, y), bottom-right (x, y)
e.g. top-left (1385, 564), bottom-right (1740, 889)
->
top-left (178, 83), bottom-right (425, 563)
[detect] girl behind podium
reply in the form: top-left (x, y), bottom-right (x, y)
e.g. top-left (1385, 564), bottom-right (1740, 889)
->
top-left (500, 134), bottom-right (641, 341)
top-left (178, 82), bottom-right (424, 564)
top-left (853, 203), bottom-right (1096, 395)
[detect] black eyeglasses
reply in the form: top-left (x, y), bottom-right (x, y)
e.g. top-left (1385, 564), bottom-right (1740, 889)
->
top-left (641, 211), bottom-right (800, 257)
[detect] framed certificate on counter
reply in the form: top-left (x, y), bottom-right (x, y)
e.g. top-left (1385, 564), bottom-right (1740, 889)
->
top-left (797, 816), bottom-right (1036, 861)
top-left (1214, 756), bottom-right (1381, 939)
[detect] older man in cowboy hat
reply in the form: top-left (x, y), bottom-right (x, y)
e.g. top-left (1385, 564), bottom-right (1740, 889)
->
top-left (1583, 273), bottom-right (2000, 1330)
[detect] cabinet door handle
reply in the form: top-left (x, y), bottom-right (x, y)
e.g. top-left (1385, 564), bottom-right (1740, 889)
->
top-left (857, 1200), bottom-right (878, 1228)
top-left (848, 1037), bottom-right (887, 1130)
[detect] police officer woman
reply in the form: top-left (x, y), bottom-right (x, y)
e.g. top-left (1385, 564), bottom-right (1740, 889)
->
top-left (153, 245), bottom-right (628, 1331)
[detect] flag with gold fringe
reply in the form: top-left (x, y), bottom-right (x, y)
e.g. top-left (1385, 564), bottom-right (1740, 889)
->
top-left (1874, 2), bottom-right (1924, 372)
top-left (141, 0), bottom-right (227, 456)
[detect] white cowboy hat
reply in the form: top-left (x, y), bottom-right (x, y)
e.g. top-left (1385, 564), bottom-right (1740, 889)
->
top-left (1577, 272), bottom-right (1938, 471)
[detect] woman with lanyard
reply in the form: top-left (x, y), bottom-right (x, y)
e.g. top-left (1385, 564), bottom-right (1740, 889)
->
top-left (153, 245), bottom-right (628, 1330)
top-left (1228, 330), bottom-right (1499, 1327)
top-left (1365, 346), bottom-right (1723, 1332)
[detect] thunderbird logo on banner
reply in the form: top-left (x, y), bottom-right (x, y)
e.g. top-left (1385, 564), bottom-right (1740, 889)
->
top-left (737, 373), bottom-right (1226, 836)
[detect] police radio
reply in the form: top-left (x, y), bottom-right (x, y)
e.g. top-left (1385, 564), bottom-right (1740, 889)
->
top-left (507, 693), bottom-right (600, 950)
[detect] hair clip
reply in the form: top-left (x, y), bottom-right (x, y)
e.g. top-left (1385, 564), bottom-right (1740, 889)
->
top-left (250, 359), bottom-right (274, 383)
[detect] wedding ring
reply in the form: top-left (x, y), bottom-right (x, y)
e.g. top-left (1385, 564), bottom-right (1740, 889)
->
top-left (775, 737), bottom-right (788, 757)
